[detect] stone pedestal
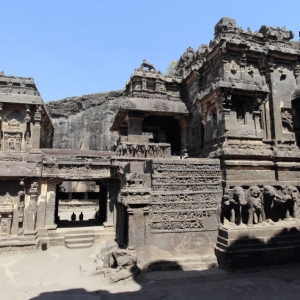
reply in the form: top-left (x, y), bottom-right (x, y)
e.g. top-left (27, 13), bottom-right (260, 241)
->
top-left (215, 221), bottom-right (300, 271)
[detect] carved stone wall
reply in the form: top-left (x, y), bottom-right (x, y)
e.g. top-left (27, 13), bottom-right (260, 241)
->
top-left (149, 159), bottom-right (221, 233)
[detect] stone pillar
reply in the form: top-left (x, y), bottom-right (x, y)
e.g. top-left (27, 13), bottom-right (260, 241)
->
top-left (45, 180), bottom-right (59, 229)
top-left (127, 113), bottom-right (144, 137)
top-left (253, 110), bottom-right (261, 135)
top-left (36, 179), bottom-right (47, 230)
top-left (24, 180), bottom-right (39, 235)
top-left (179, 118), bottom-right (188, 156)
top-left (103, 179), bottom-right (120, 228)
top-left (11, 191), bottom-right (22, 236)
top-left (32, 105), bottom-right (42, 150)
top-left (294, 63), bottom-right (300, 86)
top-left (143, 207), bottom-right (149, 243)
top-left (127, 208), bottom-right (134, 250)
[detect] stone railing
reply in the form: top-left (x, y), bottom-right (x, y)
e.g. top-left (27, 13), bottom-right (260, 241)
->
top-left (116, 142), bottom-right (171, 158)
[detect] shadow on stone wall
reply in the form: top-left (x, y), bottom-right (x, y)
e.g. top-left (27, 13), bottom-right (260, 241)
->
top-left (215, 223), bottom-right (300, 271)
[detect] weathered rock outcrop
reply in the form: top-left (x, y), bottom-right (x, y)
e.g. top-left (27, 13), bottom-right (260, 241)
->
top-left (46, 91), bottom-right (122, 150)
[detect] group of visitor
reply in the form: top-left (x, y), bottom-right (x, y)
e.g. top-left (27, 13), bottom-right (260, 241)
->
top-left (71, 212), bottom-right (84, 221)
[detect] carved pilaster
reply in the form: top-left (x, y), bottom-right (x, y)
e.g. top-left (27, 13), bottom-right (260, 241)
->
top-left (102, 179), bottom-right (120, 228)
top-left (240, 52), bottom-right (247, 80)
top-left (179, 118), bottom-right (189, 156)
top-left (294, 62), bottom-right (300, 86)
top-left (127, 208), bottom-right (135, 250)
top-left (0, 103), bottom-right (2, 149)
top-left (32, 105), bottom-right (42, 150)
top-left (24, 180), bottom-right (39, 234)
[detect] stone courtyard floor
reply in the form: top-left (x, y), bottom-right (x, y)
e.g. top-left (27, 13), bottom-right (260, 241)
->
top-left (1, 243), bottom-right (300, 299)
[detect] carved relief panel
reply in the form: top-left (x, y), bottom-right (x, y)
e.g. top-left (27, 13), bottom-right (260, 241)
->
top-left (3, 132), bottom-right (22, 151)
top-left (0, 192), bottom-right (14, 235)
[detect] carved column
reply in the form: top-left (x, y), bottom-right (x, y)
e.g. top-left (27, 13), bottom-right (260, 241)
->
top-left (239, 52), bottom-right (247, 80)
top-left (127, 112), bottom-right (144, 136)
top-left (253, 110), bottom-right (261, 135)
top-left (103, 179), bottom-right (119, 228)
top-left (127, 208), bottom-right (135, 250)
top-left (36, 179), bottom-right (47, 230)
top-left (294, 62), bottom-right (300, 86)
top-left (0, 103), bottom-right (2, 150)
top-left (32, 105), bottom-right (42, 150)
top-left (179, 118), bottom-right (188, 156)
top-left (24, 180), bottom-right (39, 235)
top-left (143, 207), bottom-right (149, 248)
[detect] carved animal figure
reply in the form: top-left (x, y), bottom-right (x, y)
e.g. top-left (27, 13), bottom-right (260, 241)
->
top-left (246, 186), bottom-right (264, 226)
top-left (263, 186), bottom-right (283, 221)
top-left (140, 59), bottom-right (156, 71)
top-left (282, 186), bottom-right (300, 219)
top-left (221, 186), bottom-right (246, 225)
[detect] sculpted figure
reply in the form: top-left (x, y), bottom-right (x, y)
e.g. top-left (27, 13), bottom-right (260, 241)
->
top-left (246, 186), bottom-right (264, 226)
top-left (221, 186), bottom-right (246, 225)
top-left (263, 186), bottom-right (283, 221)
top-left (282, 186), bottom-right (300, 219)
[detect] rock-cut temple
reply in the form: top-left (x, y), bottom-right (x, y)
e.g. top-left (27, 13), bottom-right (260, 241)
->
top-left (1, 17), bottom-right (300, 271)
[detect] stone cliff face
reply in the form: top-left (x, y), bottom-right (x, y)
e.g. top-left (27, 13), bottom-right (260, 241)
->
top-left (46, 91), bottom-right (122, 151)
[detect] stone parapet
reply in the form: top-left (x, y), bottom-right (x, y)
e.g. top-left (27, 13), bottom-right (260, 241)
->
top-left (116, 142), bottom-right (171, 158)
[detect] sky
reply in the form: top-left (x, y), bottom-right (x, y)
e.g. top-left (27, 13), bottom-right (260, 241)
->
top-left (1, 0), bottom-right (299, 102)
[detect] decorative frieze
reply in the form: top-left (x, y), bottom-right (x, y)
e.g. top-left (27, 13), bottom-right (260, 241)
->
top-left (42, 164), bottom-right (111, 179)
top-left (152, 176), bottom-right (221, 184)
top-left (152, 183), bottom-right (219, 192)
top-left (116, 142), bottom-right (171, 158)
top-left (151, 192), bottom-right (219, 203)
top-left (153, 169), bottom-right (222, 177)
top-left (150, 210), bottom-right (216, 232)
top-left (152, 162), bottom-right (220, 171)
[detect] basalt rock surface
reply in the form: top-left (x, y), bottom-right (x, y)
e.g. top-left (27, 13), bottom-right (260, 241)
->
top-left (46, 91), bottom-right (123, 151)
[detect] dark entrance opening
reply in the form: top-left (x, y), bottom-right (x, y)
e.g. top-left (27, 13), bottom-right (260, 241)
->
top-left (55, 180), bottom-right (107, 228)
top-left (142, 115), bottom-right (181, 155)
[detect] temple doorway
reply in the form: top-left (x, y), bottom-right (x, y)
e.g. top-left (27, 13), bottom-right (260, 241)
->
top-left (55, 180), bottom-right (107, 228)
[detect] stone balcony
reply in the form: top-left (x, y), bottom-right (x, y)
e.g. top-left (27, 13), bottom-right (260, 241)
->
top-left (116, 142), bottom-right (171, 158)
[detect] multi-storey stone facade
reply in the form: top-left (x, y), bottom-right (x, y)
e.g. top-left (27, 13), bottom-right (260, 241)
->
top-left (1, 17), bottom-right (300, 270)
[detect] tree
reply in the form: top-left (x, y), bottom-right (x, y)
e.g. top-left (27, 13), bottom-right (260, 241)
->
top-left (166, 60), bottom-right (178, 76)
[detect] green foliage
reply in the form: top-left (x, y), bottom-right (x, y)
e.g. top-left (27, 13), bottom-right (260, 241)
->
top-left (166, 60), bottom-right (178, 75)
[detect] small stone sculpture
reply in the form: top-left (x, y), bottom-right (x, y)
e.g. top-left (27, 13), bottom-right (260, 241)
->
top-left (246, 186), bottom-right (263, 226)
top-left (282, 186), bottom-right (300, 219)
top-left (221, 186), bottom-right (246, 225)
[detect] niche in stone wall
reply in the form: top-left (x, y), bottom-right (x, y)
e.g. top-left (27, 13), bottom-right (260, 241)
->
top-left (281, 108), bottom-right (293, 133)
top-left (236, 103), bottom-right (246, 125)
top-left (3, 132), bottom-right (22, 151)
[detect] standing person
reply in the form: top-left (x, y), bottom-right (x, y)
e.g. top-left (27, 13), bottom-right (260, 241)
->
top-left (71, 212), bottom-right (76, 221)
top-left (79, 212), bottom-right (84, 221)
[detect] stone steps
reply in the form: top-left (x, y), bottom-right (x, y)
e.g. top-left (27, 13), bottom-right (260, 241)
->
top-left (146, 256), bottom-right (217, 271)
top-left (47, 227), bottom-right (115, 247)
top-left (64, 230), bottom-right (95, 249)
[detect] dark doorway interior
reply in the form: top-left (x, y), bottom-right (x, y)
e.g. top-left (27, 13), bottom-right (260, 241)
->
top-left (55, 180), bottom-right (107, 228)
top-left (142, 115), bottom-right (181, 155)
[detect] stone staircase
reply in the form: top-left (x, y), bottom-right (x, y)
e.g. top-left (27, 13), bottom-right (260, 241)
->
top-left (47, 226), bottom-right (115, 248)
top-left (64, 230), bottom-right (95, 249)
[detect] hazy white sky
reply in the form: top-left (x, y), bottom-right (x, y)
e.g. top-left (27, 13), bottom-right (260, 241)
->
top-left (1, 0), bottom-right (299, 101)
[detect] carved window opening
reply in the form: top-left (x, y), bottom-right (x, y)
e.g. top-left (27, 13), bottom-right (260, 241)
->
top-left (236, 104), bottom-right (245, 125)
top-left (211, 109), bottom-right (217, 127)
top-left (146, 79), bottom-right (155, 91)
